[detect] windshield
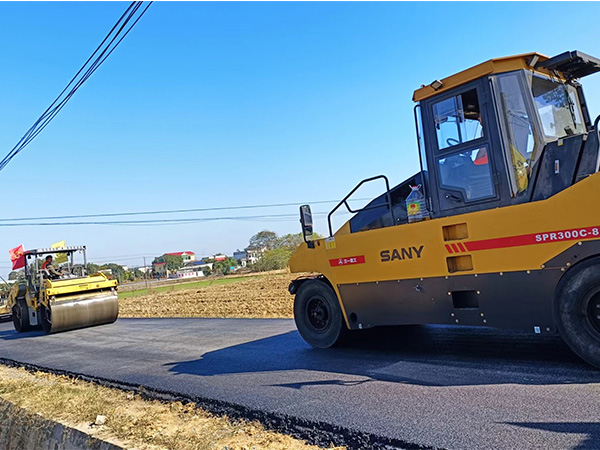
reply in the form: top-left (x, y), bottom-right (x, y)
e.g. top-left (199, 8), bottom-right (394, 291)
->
top-left (491, 71), bottom-right (541, 196)
top-left (530, 74), bottom-right (585, 140)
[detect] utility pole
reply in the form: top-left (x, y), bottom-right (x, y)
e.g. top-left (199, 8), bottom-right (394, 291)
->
top-left (143, 256), bottom-right (149, 289)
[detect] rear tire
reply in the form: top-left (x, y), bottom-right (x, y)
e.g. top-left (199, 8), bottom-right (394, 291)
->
top-left (12, 298), bottom-right (32, 333)
top-left (556, 258), bottom-right (600, 369)
top-left (294, 280), bottom-right (347, 348)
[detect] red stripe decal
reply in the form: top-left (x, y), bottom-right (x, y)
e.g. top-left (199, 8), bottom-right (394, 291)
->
top-left (445, 244), bottom-right (453, 254)
top-left (457, 242), bottom-right (467, 252)
top-left (329, 255), bottom-right (366, 267)
top-left (451, 243), bottom-right (460, 253)
top-left (463, 226), bottom-right (600, 252)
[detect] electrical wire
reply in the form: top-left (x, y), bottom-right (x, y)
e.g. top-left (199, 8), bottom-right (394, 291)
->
top-left (0, 198), bottom-right (370, 223)
top-left (0, 1), bottom-right (152, 173)
top-left (0, 210), bottom-right (351, 227)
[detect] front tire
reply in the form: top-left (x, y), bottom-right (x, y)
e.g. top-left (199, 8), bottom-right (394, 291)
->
top-left (294, 280), bottom-right (346, 348)
top-left (556, 258), bottom-right (600, 369)
top-left (12, 298), bottom-right (32, 333)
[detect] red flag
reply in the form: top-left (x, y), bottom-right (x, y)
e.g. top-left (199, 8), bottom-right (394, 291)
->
top-left (9, 245), bottom-right (25, 270)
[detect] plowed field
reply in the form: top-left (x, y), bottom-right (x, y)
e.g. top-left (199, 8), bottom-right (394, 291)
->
top-left (119, 272), bottom-right (304, 318)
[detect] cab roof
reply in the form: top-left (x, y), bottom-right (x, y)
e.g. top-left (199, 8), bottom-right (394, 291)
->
top-left (412, 52), bottom-right (551, 102)
top-left (24, 246), bottom-right (86, 256)
top-left (413, 50), bottom-right (600, 102)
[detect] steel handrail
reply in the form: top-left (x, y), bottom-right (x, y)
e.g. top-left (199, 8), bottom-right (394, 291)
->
top-left (327, 175), bottom-right (395, 236)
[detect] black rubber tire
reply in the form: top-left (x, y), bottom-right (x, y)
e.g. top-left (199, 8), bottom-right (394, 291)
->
top-left (12, 298), bottom-right (32, 333)
top-left (294, 279), bottom-right (347, 348)
top-left (556, 257), bottom-right (600, 369)
top-left (40, 305), bottom-right (52, 334)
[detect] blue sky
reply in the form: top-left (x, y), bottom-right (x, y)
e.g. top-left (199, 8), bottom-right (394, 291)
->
top-left (1, 1), bottom-right (600, 275)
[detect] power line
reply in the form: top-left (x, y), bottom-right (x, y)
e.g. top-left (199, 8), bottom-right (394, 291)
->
top-left (0, 210), bottom-right (351, 227)
top-left (0, 198), bottom-right (370, 223)
top-left (0, 1), bottom-right (152, 173)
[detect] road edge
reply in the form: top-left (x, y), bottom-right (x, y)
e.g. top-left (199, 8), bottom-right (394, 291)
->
top-left (0, 357), bottom-right (442, 450)
top-left (0, 396), bottom-right (123, 450)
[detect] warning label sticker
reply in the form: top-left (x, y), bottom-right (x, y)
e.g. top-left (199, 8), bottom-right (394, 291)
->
top-left (329, 255), bottom-right (366, 267)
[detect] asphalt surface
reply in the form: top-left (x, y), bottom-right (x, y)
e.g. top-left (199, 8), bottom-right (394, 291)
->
top-left (0, 318), bottom-right (599, 450)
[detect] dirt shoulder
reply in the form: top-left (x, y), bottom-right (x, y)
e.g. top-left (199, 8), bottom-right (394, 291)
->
top-left (0, 365), bottom-right (342, 450)
top-left (119, 272), bottom-right (302, 319)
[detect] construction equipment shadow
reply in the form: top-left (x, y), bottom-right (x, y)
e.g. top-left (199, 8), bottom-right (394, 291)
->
top-left (506, 422), bottom-right (600, 450)
top-left (0, 329), bottom-right (45, 340)
top-left (165, 325), bottom-right (598, 387)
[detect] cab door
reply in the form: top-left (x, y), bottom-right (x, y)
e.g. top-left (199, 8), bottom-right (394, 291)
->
top-left (421, 80), bottom-right (508, 217)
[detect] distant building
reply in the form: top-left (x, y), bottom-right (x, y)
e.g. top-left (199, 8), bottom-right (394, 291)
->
top-left (133, 265), bottom-right (153, 274)
top-left (153, 261), bottom-right (167, 278)
top-left (233, 246), bottom-right (267, 267)
top-left (233, 249), bottom-right (247, 267)
top-left (175, 260), bottom-right (213, 279)
top-left (165, 251), bottom-right (196, 264)
top-left (246, 246), bottom-right (267, 265)
top-left (212, 253), bottom-right (227, 262)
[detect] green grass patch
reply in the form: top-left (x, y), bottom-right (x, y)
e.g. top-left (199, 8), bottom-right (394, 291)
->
top-left (119, 276), bottom-right (257, 299)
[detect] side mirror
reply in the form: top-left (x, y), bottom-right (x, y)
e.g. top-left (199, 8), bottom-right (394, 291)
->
top-left (299, 205), bottom-right (315, 249)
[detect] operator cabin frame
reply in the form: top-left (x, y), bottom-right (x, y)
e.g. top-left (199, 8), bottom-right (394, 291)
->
top-left (346, 51), bottom-right (600, 234)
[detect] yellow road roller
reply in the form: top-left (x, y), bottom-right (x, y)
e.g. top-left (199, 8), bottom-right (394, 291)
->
top-left (289, 50), bottom-right (600, 368)
top-left (0, 295), bottom-right (10, 320)
top-left (7, 246), bottom-right (118, 333)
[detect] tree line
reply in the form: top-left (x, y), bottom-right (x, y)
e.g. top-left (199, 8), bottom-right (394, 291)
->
top-left (246, 230), bottom-right (322, 272)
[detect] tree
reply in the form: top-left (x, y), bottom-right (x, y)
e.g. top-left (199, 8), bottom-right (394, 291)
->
top-left (100, 263), bottom-right (126, 282)
top-left (275, 233), bottom-right (303, 250)
top-left (274, 232), bottom-right (324, 251)
top-left (249, 230), bottom-right (279, 250)
top-left (152, 254), bottom-right (184, 273)
top-left (8, 271), bottom-right (19, 281)
top-left (252, 247), bottom-right (294, 272)
top-left (213, 257), bottom-right (238, 276)
top-left (163, 254), bottom-right (184, 272)
top-left (86, 263), bottom-right (100, 275)
top-left (202, 266), bottom-right (212, 276)
top-left (125, 270), bottom-right (135, 282)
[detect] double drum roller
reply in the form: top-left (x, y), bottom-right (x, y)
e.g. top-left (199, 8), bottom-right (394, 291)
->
top-left (7, 246), bottom-right (119, 334)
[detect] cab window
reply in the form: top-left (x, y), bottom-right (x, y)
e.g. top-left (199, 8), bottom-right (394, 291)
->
top-left (530, 74), bottom-right (585, 140)
top-left (433, 88), bottom-right (483, 150)
top-left (438, 147), bottom-right (494, 201)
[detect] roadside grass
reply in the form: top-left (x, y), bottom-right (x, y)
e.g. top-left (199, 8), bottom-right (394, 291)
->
top-left (119, 276), bottom-right (258, 299)
top-left (0, 365), bottom-right (343, 450)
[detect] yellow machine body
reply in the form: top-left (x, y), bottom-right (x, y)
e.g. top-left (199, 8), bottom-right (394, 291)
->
top-left (290, 172), bottom-right (600, 332)
top-left (0, 296), bottom-right (10, 318)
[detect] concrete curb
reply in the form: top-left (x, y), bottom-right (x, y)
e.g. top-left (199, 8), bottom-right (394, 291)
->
top-left (0, 398), bottom-right (123, 450)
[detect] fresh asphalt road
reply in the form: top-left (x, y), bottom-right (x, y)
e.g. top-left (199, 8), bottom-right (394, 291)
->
top-left (0, 318), bottom-right (599, 450)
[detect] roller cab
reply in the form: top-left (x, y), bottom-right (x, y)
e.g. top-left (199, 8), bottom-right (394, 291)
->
top-left (7, 245), bottom-right (118, 334)
top-left (289, 51), bottom-right (600, 369)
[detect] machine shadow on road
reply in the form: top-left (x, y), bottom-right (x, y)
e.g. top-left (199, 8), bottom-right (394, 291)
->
top-left (165, 325), bottom-right (599, 387)
top-left (0, 328), bottom-right (45, 340)
top-left (507, 422), bottom-right (600, 450)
